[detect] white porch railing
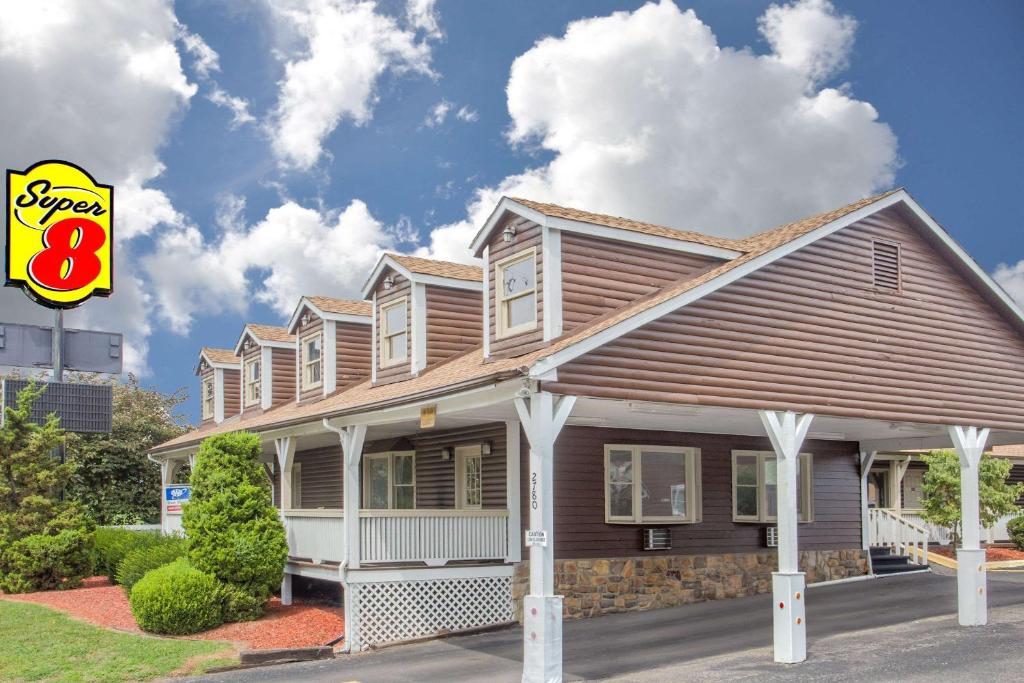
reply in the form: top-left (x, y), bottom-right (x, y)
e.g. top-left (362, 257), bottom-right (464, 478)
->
top-left (868, 508), bottom-right (929, 564)
top-left (894, 509), bottom-right (1019, 546)
top-left (283, 509), bottom-right (345, 564)
top-left (360, 510), bottom-right (508, 565)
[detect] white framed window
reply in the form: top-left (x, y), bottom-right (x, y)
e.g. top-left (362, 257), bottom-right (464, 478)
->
top-left (495, 248), bottom-right (537, 338)
top-left (732, 451), bottom-right (813, 523)
top-left (301, 332), bottom-right (323, 390)
top-left (243, 357), bottom-right (261, 407)
top-left (201, 376), bottom-right (214, 419)
top-left (362, 451), bottom-right (415, 510)
top-left (379, 297), bottom-right (408, 368)
top-left (603, 445), bottom-right (701, 524)
top-left (455, 444), bottom-right (483, 509)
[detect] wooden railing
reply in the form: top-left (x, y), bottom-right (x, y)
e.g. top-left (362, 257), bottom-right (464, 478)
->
top-left (283, 509), bottom-right (344, 564)
top-left (360, 510), bottom-right (508, 565)
top-left (868, 508), bottom-right (929, 565)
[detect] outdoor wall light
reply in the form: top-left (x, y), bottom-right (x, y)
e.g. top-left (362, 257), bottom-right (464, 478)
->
top-left (383, 275), bottom-right (395, 290)
top-left (441, 447), bottom-right (452, 460)
top-left (502, 224), bottom-right (517, 243)
top-left (481, 441), bottom-right (492, 455)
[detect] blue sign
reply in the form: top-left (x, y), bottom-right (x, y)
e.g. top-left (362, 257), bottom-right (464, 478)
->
top-left (164, 485), bottom-right (191, 504)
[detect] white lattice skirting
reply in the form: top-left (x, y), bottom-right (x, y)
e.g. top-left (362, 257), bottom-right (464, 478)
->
top-left (349, 575), bottom-right (514, 647)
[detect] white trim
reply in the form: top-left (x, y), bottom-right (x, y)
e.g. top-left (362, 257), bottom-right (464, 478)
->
top-left (495, 247), bottom-right (538, 339)
top-left (323, 319), bottom-right (337, 395)
top-left (505, 418), bottom-right (521, 563)
top-left (300, 330), bottom-right (324, 392)
top-left (471, 197), bottom-right (742, 260)
top-left (260, 346), bottom-right (273, 410)
top-left (198, 350), bottom-right (239, 371)
top-left (201, 373), bottom-right (215, 421)
top-left (371, 292), bottom-right (378, 383)
top-left (455, 444), bottom-right (484, 510)
top-left (482, 245), bottom-right (490, 359)
top-left (528, 191), bottom-right (913, 378)
top-left (283, 508), bottom-right (343, 518)
top-left (362, 450), bottom-right (416, 510)
top-left (411, 283), bottom-right (427, 375)
top-left (361, 254), bottom-right (482, 299)
top-left (603, 444), bottom-right (700, 524)
top-left (542, 227), bottom-right (562, 341)
top-left (243, 355), bottom-right (261, 408)
top-left (731, 450), bottom-right (814, 523)
top-left (379, 296), bottom-right (409, 370)
top-left (344, 564), bottom-right (514, 584)
top-left (286, 296), bottom-right (371, 334)
top-left (233, 326), bottom-right (294, 355)
top-left (213, 367), bottom-right (225, 423)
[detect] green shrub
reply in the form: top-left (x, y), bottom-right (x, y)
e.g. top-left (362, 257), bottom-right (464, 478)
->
top-left (184, 432), bottom-right (287, 613)
top-left (93, 528), bottom-right (162, 581)
top-left (129, 558), bottom-right (223, 635)
top-left (1008, 515), bottom-right (1024, 551)
top-left (0, 528), bottom-right (94, 593)
top-left (218, 582), bottom-right (268, 622)
top-left (115, 536), bottom-right (187, 591)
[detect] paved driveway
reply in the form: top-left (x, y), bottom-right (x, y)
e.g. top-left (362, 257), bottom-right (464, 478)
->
top-left (184, 571), bottom-right (1024, 683)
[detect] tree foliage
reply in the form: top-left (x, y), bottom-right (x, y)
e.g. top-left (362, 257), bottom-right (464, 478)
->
top-left (65, 376), bottom-right (189, 524)
top-left (183, 432), bottom-right (287, 616)
top-left (920, 449), bottom-right (1023, 547)
top-left (0, 382), bottom-right (93, 592)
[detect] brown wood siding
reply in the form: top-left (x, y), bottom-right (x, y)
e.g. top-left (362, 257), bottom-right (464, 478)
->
top-left (240, 345), bottom-right (261, 416)
top-left (296, 315), bottom-right (324, 402)
top-left (199, 367), bottom-right (214, 424)
top-left (426, 285), bottom-right (482, 367)
top-left (375, 270), bottom-right (413, 384)
top-left (561, 232), bottom-right (721, 332)
top-left (222, 368), bottom-right (240, 418)
top-left (489, 216), bottom-right (544, 357)
top-left (271, 347), bottom-right (296, 406)
top-left (518, 426), bottom-right (861, 559)
top-left (336, 321), bottom-right (372, 387)
top-left (547, 207), bottom-right (1024, 431)
top-left (406, 423), bottom-right (507, 509)
top-left (295, 446), bottom-right (343, 509)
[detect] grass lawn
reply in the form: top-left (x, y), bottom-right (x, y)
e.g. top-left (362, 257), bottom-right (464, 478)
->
top-left (0, 601), bottom-right (237, 682)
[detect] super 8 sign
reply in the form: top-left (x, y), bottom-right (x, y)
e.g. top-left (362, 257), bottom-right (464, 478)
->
top-left (6, 160), bottom-right (113, 309)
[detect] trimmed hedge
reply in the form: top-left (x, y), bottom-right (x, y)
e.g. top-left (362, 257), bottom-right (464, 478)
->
top-left (218, 582), bottom-right (267, 622)
top-left (0, 528), bottom-right (93, 593)
top-left (115, 536), bottom-right (187, 592)
top-left (1008, 515), bottom-right (1024, 551)
top-left (129, 558), bottom-right (223, 635)
top-left (93, 528), bottom-right (162, 581)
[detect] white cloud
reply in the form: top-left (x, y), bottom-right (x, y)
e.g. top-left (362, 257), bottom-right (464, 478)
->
top-left (0, 0), bottom-right (197, 374)
top-left (267, 0), bottom-right (435, 170)
top-left (455, 106), bottom-right (478, 123)
top-left (208, 86), bottom-right (257, 127)
top-left (406, 0), bottom-right (442, 39)
top-left (994, 261), bottom-right (1024, 307)
top-left (424, 99), bottom-right (452, 127)
top-left (423, 0), bottom-right (897, 263)
top-left (179, 27), bottom-right (220, 78)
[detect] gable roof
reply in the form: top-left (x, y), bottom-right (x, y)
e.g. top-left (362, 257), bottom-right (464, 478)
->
top-left (155, 188), bottom-right (1024, 455)
top-left (286, 295), bottom-right (372, 332)
top-left (196, 347), bottom-right (238, 373)
top-left (232, 324), bottom-right (295, 354)
top-left (361, 253), bottom-right (483, 298)
top-left (471, 196), bottom-right (746, 259)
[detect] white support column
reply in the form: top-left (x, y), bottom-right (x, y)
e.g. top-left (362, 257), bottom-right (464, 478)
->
top-left (213, 367), bottom-right (226, 423)
top-left (860, 451), bottom-right (877, 552)
top-left (949, 425), bottom-right (990, 626)
top-left (260, 346), bottom-right (273, 410)
top-left (514, 391), bottom-right (575, 683)
top-left (274, 436), bottom-right (297, 606)
top-left (760, 410), bottom-right (814, 665)
top-left (411, 283), bottom-right (427, 375)
top-left (506, 418), bottom-right (522, 563)
top-left (323, 320), bottom-right (337, 395)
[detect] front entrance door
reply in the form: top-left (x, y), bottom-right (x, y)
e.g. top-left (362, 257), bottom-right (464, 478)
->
top-left (867, 468), bottom-right (889, 508)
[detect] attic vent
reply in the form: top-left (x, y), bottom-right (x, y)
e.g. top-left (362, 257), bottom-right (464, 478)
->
top-left (872, 240), bottom-right (901, 291)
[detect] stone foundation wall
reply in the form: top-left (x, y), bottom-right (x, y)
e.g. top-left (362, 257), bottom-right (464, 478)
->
top-left (512, 549), bottom-right (867, 620)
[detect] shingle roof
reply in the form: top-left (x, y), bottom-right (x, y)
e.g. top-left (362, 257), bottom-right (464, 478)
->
top-left (156, 190), bottom-right (901, 454)
top-left (306, 296), bottom-right (372, 317)
top-left (246, 324), bottom-right (295, 344)
top-left (200, 348), bottom-right (239, 365)
top-left (509, 197), bottom-right (746, 252)
top-left (388, 253), bottom-right (483, 282)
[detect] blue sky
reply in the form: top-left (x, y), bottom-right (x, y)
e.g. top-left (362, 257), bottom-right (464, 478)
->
top-left (2, 1), bottom-right (1022, 423)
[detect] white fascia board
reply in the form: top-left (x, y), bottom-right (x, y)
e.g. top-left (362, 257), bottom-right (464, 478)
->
top-left (260, 346), bottom-right (273, 410)
top-left (360, 255), bottom-right (413, 298)
top-left (199, 351), bottom-right (239, 371)
top-left (285, 299), bottom-right (311, 334)
top-left (542, 226), bottom-right (563, 341)
top-left (232, 330), bottom-right (253, 356)
top-left (413, 273), bottom-right (483, 291)
top-left (214, 367), bottom-right (225, 423)
top-left (411, 282), bottom-right (427, 375)
top-left (361, 254), bottom-right (483, 298)
top-left (528, 191), bottom-right (907, 379)
top-left (469, 196), bottom-right (742, 260)
top-left (288, 297), bottom-right (372, 332)
top-left (371, 291), bottom-right (378, 383)
top-left (482, 245), bottom-right (491, 359)
top-left (233, 327), bottom-right (294, 354)
top-left (323, 319), bottom-right (337, 395)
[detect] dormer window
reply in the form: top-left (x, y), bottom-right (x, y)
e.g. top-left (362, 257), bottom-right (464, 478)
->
top-left (380, 297), bottom-right (408, 368)
top-left (496, 248), bottom-right (537, 338)
top-left (201, 377), bottom-right (214, 420)
top-left (301, 332), bottom-right (322, 389)
top-left (244, 358), bottom-right (261, 406)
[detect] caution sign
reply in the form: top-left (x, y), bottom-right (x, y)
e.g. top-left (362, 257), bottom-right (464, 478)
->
top-left (6, 160), bottom-right (113, 308)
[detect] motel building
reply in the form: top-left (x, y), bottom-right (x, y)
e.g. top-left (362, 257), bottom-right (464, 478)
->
top-left (151, 189), bottom-right (1024, 681)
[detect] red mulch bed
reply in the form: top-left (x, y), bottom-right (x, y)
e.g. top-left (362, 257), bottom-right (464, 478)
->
top-left (0, 576), bottom-right (344, 650)
top-left (930, 545), bottom-right (1024, 562)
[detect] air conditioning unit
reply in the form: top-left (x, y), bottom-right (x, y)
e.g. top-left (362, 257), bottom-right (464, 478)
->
top-left (765, 527), bottom-right (778, 547)
top-left (642, 528), bottom-right (671, 551)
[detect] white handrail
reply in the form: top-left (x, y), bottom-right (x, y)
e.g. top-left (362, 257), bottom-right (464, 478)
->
top-left (868, 508), bottom-right (929, 565)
